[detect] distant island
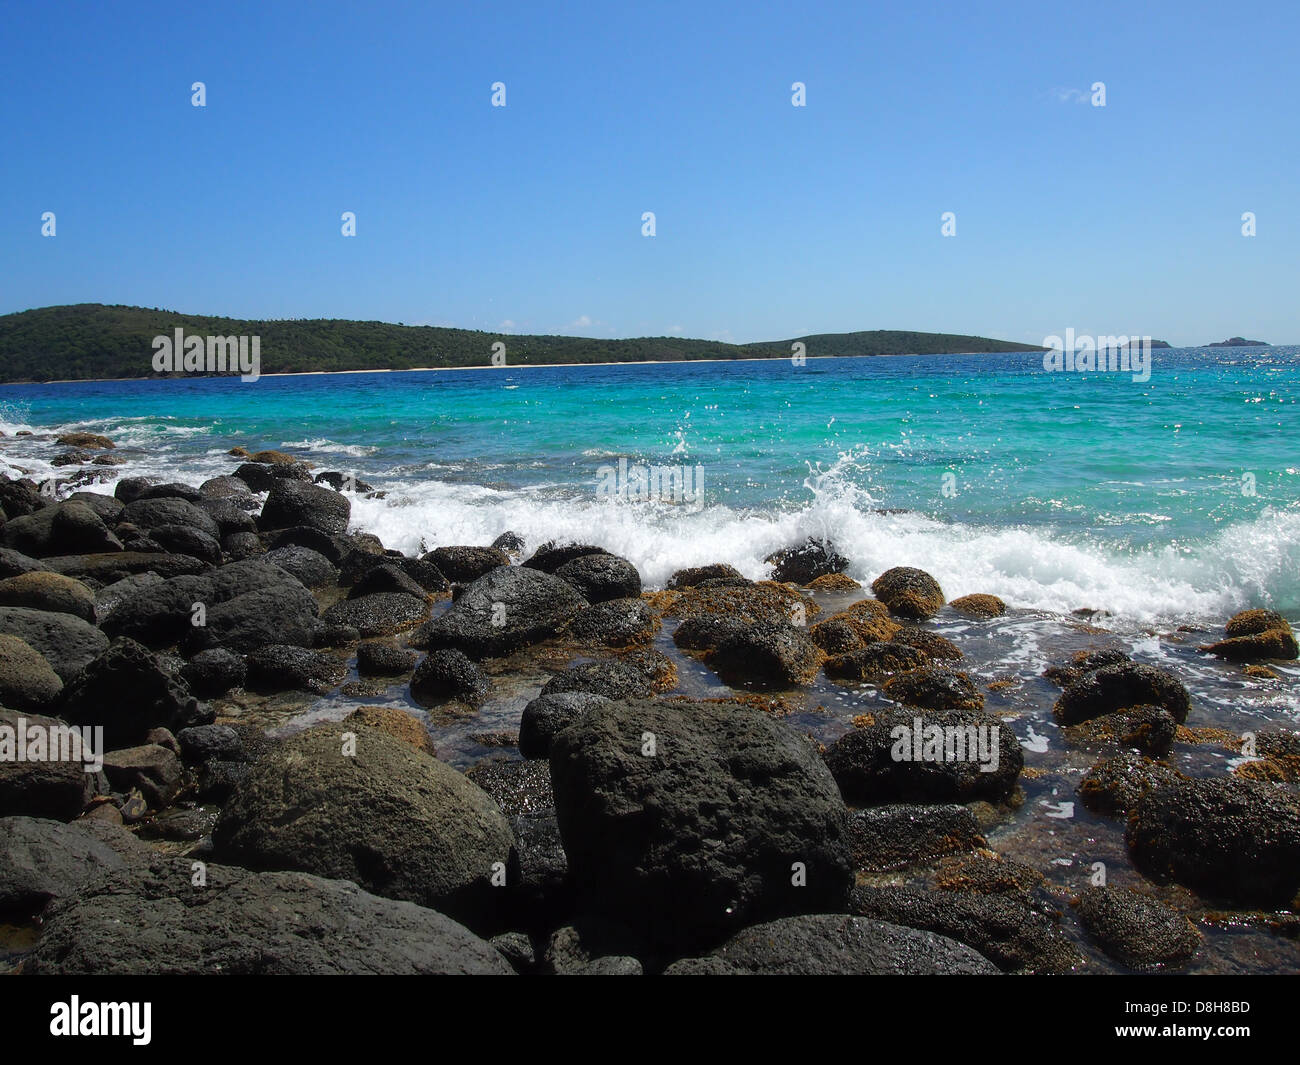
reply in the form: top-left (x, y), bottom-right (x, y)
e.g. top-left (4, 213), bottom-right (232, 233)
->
top-left (1206, 337), bottom-right (1269, 347)
top-left (0, 304), bottom-right (1046, 384)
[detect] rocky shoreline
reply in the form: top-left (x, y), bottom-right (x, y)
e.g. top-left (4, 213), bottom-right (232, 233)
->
top-left (1, 432), bottom-right (1298, 975)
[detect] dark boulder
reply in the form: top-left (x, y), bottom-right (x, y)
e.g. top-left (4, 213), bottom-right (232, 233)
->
top-left (871, 566), bottom-right (945, 619)
top-left (258, 479), bottom-right (351, 536)
top-left (1054, 662), bottom-right (1191, 725)
top-left (765, 538), bottom-right (848, 585)
top-left (554, 553), bottom-right (642, 603)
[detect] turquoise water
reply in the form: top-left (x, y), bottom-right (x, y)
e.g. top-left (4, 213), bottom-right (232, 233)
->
top-left (2, 347), bottom-right (1297, 623)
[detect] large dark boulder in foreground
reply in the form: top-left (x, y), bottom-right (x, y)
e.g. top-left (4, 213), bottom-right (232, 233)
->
top-left (549, 697), bottom-right (852, 951)
top-left (765, 538), bottom-right (849, 585)
top-left (409, 565), bottom-right (588, 659)
top-left (0, 709), bottom-right (98, 821)
top-left (1054, 662), bottom-right (1191, 725)
top-left (56, 637), bottom-right (202, 747)
top-left (0, 816), bottom-right (148, 914)
top-left (664, 914), bottom-right (998, 975)
top-left (1074, 886), bottom-right (1201, 971)
top-left (258, 479), bottom-right (351, 536)
top-left (871, 566), bottom-right (945, 619)
top-left (708, 621), bottom-right (822, 690)
top-left (0, 606), bottom-right (108, 680)
top-left (554, 553), bottom-right (642, 603)
top-left (24, 860), bottom-right (513, 975)
top-left (213, 724), bottom-right (516, 928)
top-left (1125, 775), bottom-right (1300, 906)
top-left (823, 708), bottom-right (1021, 804)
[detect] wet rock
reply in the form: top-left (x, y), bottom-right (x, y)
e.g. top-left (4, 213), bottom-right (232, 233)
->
top-left (948, 593), bottom-right (1006, 618)
top-left (197, 495), bottom-right (259, 534)
top-left (56, 638), bottom-right (201, 747)
top-left (568, 597), bottom-right (659, 647)
top-left (200, 475), bottom-right (255, 501)
top-left (765, 538), bottom-right (848, 585)
top-left (120, 496), bottom-right (220, 540)
top-left (137, 482), bottom-right (202, 503)
top-left (56, 432), bottom-right (114, 450)
top-left (824, 642), bottom-right (927, 682)
top-left (180, 647), bottom-right (246, 697)
top-left (519, 692), bottom-right (614, 759)
top-left (25, 861), bottom-right (514, 975)
top-left (807, 617), bottom-right (868, 655)
top-left (410, 648), bottom-right (488, 707)
top-left (807, 573), bottom-right (861, 591)
top-left (549, 696), bottom-right (853, 951)
top-left (266, 525), bottom-right (348, 564)
top-left (321, 592), bottom-right (429, 637)
top-left (823, 708), bottom-right (1021, 804)
top-left (490, 531), bottom-right (526, 558)
top-left (1042, 648), bottom-right (1131, 688)
top-left (0, 606), bottom-right (108, 680)
top-left (667, 914), bottom-right (999, 975)
top-left (1126, 775), bottom-right (1300, 905)
top-left (540, 658), bottom-right (654, 701)
top-left (313, 471), bottom-right (374, 492)
top-left (356, 641), bottom-right (419, 676)
top-left (0, 634), bottom-right (63, 710)
top-left (882, 666), bottom-right (984, 712)
top-left (1066, 705), bottom-right (1178, 758)
top-left (1074, 886), bottom-right (1201, 970)
top-left (233, 462), bottom-right (314, 493)
top-left (846, 803), bottom-right (986, 871)
top-left (890, 628), bottom-right (963, 661)
top-left (422, 545), bottom-right (511, 583)
top-left (1077, 752), bottom-right (1180, 816)
top-left (1201, 628), bottom-right (1299, 662)
top-left (213, 723), bottom-right (516, 927)
top-left (708, 621), bottom-right (822, 690)
top-left (0, 709), bottom-right (97, 820)
top-left (871, 566), bottom-right (945, 619)
top-left (341, 706), bottom-right (435, 755)
top-left (554, 553), bottom-right (642, 603)
top-left (1053, 662), bottom-right (1191, 725)
top-left (849, 886), bottom-right (1079, 974)
top-left (1224, 608), bottom-right (1291, 638)
top-left (671, 614), bottom-right (748, 652)
top-left (1, 500), bottom-right (123, 557)
top-left (522, 542), bottom-right (608, 573)
top-left (101, 744), bottom-right (182, 809)
top-left (466, 758), bottom-right (554, 815)
top-left (258, 479), bottom-right (351, 536)
top-left (347, 562), bottom-right (424, 601)
top-left (245, 645), bottom-right (346, 694)
top-left (113, 477), bottom-right (157, 504)
top-left (259, 545), bottom-right (339, 589)
top-left (666, 563), bottom-right (744, 589)
top-left (409, 565), bottom-right (588, 659)
top-left (177, 724), bottom-right (245, 765)
top-left (0, 816), bottom-right (147, 914)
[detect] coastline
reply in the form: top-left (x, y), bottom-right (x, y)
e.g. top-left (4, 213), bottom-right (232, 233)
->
top-left (1, 349), bottom-right (1047, 388)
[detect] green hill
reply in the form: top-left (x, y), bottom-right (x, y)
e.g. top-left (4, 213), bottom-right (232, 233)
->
top-left (0, 304), bottom-right (1045, 383)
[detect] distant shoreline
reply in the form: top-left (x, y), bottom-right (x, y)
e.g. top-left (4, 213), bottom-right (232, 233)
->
top-left (2, 349), bottom-right (1045, 387)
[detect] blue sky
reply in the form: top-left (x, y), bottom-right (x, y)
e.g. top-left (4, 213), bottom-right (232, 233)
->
top-left (2, 0), bottom-right (1296, 346)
